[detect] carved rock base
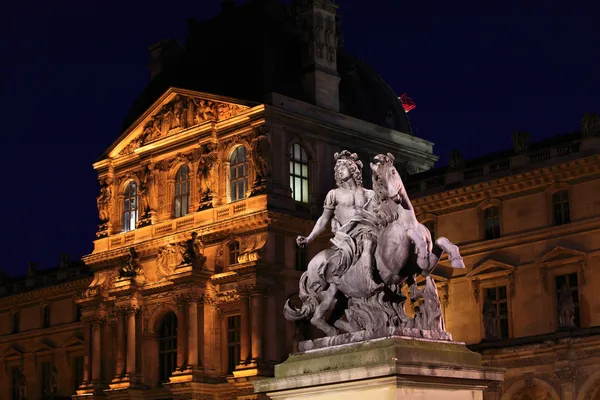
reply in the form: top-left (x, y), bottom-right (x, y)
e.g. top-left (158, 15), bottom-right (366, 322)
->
top-left (298, 327), bottom-right (452, 351)
top-left (254, 337), bottom-right (504, 400)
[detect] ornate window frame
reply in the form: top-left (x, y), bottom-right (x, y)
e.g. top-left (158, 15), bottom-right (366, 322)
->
top-left (467, 259), bottom-right (515, 340)
top-left (477, 198), bottom-right (503, 241)
top-left (225, 144), bottom-right (251, 203)
top-left (284, 130), bottom-right (317, 207)
top-left (172, 163), bottom-right (192, 219)
top-left (120, 178), bottom-right (139, 232)
top-left (536, 245), bottom-right (587, 329)
top-left (544, 182), bottom-right (572, 226)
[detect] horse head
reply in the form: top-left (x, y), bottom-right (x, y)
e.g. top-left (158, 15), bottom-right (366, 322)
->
top-left (371, 153), bottom-right (405, 203)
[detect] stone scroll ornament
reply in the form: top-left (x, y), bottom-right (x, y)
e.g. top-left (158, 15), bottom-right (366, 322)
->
top-left (284, 151), bottom-right (465, 340)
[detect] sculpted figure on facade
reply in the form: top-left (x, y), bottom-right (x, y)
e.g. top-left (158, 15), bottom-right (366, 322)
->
top-left (192, 98), bottom-right (217, 124)
top-left (156, 244), bottom-right (180, 281)
top-left (558, 283), bottom-right (576, 328)
top-left (582, 112), bottom-right (600, 137)
top-left (179, 232), bottom-right (206, 268)
top-left (197, 143), bottom-right (219, 206)
top-left (96, 178), bottom-right (113, 224)
top-left (285, 151), bottom-right (464, 339)
top-left (119, 247), bottom-right (144, 280)
top-left (251, 126), bottom-right (272, 186)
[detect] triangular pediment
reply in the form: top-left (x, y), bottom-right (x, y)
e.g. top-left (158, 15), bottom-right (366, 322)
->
top-left (415, 273), bottom-right (448, 285)
top-left (63, 336), bottom-right (84, 348)
top-left (467, 259), bottom-right (515, 280)
top-left (536, 246), bottom-right (586, 265)
top-left (103, 87), bottom-right (255, 160)
top-left (2, 347), bottom-right (23, 358)
top-left (32, 341), bottom-right (54, 354)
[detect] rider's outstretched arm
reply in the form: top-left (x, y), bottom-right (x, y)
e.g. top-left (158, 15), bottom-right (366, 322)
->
top-left (307, 209), bottom-right (334, 243)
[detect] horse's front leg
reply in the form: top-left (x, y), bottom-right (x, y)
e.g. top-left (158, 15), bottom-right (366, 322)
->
top-left (435, 237), bottom-right (465, 269)
top-left (311, 284), bottom-right (339, 336)
top-left (406, 228), bottom-right (432, 272)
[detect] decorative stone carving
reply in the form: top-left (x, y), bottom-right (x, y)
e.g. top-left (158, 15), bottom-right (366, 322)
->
top-left (558, 283), bottom-right (576, 328)
top-left (136, 165), bottom-right (153, 226)
top-left (96, 178), bottom-right (113, 229)
top-left (196, 142), bottom-right (219, 209)
top-left (284, 151), bottom-right (464, 338)
top-left (118, 247), bottom-right (145, 281)
top-left (178, 232), bottom-right (206, 269)
top-left (512, 131), bottom-right (530, 153)
top-left (156, 243), bottom-right (182, 281)
top-left (250, 126), bottom-right (272, 194)
top-left (582, 112), bottom-right (600, 137)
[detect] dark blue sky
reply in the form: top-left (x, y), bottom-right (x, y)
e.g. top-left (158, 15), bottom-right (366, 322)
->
top-left (1, 0), bottom-right (598, 276)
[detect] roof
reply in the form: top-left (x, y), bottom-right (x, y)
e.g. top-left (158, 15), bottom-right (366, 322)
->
top-left (120, 0), bottom-right (413, 136)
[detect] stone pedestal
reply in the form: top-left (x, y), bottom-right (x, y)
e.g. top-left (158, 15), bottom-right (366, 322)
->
top-left (254, 336), bottom-right (504, 400)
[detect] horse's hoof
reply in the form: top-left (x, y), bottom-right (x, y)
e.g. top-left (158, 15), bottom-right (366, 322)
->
top-left (450, 257), bottom-right (465, 269)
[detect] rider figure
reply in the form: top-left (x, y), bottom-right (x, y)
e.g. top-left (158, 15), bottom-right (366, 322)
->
top-left (297, 151), bottom-right (383, 298)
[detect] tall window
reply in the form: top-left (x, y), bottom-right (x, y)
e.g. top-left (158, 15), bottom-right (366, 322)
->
top-left (290, 143), bottom-right (309, 203)
top-left (227, 315), bottom-right (241, 373)
top-left (556, 273), bottom-right (579, 328)
top-left (12, 311), bottom-right (19, 334)
top-left (229, 241), bottom-right (240, 266)
top-left (423, 220), bottom-right (435, 240)
top-left (159, 312), bottom-right (177, 383)
top-left (41, 361), bottom-right (52, 397)
top-left (73, 356), bottom-right (84, 391)
top-left (230, 146), bottom-right (249, 202)
top-left (483, 286), bottom-right (509, 339)
top-left (483, 206), bottom-right (501, 240)
top-left (12, 367), bottom-right (20, 400)
top-left (295, 246), bottom-right (308, 271)
top-left (552, 190), bottom-right (570, 226)
top-left (123, 181), bottom-right (138, 232)
top-left (174, 165), bottom-right (191, 218)
top-left (43, 304), bottom-right (50, 328)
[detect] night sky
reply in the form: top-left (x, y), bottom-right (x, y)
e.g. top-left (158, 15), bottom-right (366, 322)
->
top-left (1, 0), bottom-right (598, 276)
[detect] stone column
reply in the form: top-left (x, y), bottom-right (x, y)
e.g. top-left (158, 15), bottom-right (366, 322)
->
top-left (116, 311), bottom-right (126, 377)
top-left (239, 290), bottom-right (250, 365)
top-left (135, 309), bottom-right (143, 378)
top-left (557, 368), bottom-right (576, 400)
top-left (251, 289), bottom-right (264, 363)
top-left (91, 319), bottom-right (103, 382)
top-left (187, 298), bottom-right (199, 368)
top-left (176, 297), bottom-right (188, 370)
top-left (126, 308), bottom-right (136, 377)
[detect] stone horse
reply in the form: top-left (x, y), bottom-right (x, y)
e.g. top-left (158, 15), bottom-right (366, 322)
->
top-left (284, 153), bottom-right (464, 336)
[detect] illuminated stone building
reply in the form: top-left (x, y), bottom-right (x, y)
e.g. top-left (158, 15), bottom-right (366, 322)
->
top-left (407, 119), bottom-right (600, 400)
top-left (0, 1), bottom-right (437, 400)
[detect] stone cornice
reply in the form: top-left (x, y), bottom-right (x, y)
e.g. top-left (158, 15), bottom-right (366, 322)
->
top-left (0, 321), bottom-right (87, 344)
top-left (0, 277), bottom-right (92, 309)
top-left (413, 154), bottom-right (600, 215)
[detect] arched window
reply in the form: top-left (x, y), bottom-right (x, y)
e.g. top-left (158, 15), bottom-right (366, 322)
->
top-left (290, 143), bottom-right (309, 203)
top-left (423, 220), bottom-right (435, 240)
top-left (228, 241), bottom-right (240, 266)
top-left (123, 181), bottom-right (138, 232)
top-left (229, 146), bottom-right (249, 202)
top-left (173, 165), bottom-right (191, 218)
top-left (483, 206), bottom-right (501, 240)
top-left (552, 190), bottom-right (570, 226)
top-left (158, 312), bottom-right (177, 383)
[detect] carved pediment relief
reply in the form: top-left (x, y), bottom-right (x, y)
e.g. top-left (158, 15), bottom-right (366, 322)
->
top-left (32, 342), bottom-right (54, 354)
top-left (63, 337), bottom-right (84, 348)
top-left (2, 347), bottom-right (23, 360)
top-left (467, 259), bottom-right (516, 301)
top-left (112, 89), bottom-right (250, 158)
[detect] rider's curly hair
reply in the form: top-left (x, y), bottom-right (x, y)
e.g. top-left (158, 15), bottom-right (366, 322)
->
top-left (334, 150), bottom-right (363, 187)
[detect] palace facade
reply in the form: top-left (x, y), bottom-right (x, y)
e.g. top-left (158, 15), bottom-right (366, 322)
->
top-left (407, 123), bottom-right (600, 400)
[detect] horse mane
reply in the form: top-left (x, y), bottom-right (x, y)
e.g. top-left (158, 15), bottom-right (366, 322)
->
top-left (371, 154), bottom-right (400, 227)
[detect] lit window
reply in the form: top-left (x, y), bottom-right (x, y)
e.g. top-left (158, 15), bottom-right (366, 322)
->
top-left (290, 143), bottom-right (309, 203)
top-left (556, 273), bottom-right (579, 328)
top-left (423, 220), bottom-right (435, 240)
top-left (229, 146), bottom-right (248, 202)
top-left (552, 190), bottom-right (570, 226)
top-left (229, 241), bottom-right (240, 266)
top-left (482, 286), bottom-right (509, 340)
top-left (295, 246), bottom-right (308, 271)
top-left (173, 165), bottom-right (191, 218)
top-left (483, 207), bottom-right (501, 240)
top-left (123, 182), bottom-right (138, 232)
top-left (158, 312), bottom-right (177, 383)
top-left (227, 315), bottom-right (241, 372)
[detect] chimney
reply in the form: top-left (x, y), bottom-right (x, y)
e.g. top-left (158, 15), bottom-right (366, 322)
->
top-left (295, 0), bottom-right (341, 112)
top-left (148, 39), bottom-right (183, 80)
